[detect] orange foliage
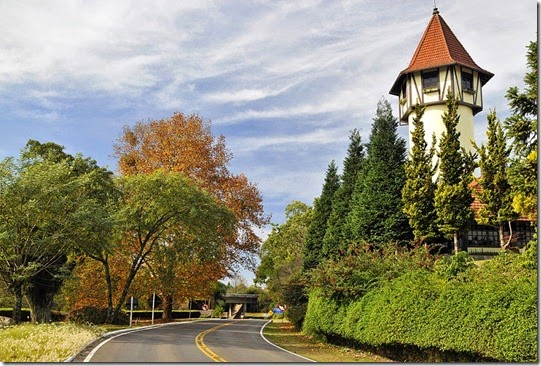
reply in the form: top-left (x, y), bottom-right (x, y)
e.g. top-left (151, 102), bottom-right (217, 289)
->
top-left (113, 112), bottom-right (269, 272)
top-left (64, 113), bottom-right (270, 313)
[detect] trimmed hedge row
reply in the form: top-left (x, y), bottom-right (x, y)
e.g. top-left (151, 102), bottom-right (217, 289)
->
top-left (0, 309), bottom-right (66, 322)
top-left (303, 254), bottom-right (537, 362)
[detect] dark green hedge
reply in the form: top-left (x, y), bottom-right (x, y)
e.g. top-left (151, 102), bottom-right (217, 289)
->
top-left (0, 308), bottom-right (66, 322)
top-left (303, 253), bottom-right (537, 362)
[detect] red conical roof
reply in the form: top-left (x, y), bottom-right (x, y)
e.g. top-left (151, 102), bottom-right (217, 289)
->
top-left (390, 8), bottom-right (493, 95)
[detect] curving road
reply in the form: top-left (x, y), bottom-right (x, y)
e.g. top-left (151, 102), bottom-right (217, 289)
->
top-left (73, 319), bottom-right (312, 363)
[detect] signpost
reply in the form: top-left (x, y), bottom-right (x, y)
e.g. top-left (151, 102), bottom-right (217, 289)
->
top-left (129, 296), bottom-right (134, 326)
top-left (146, 294), bottom-right (162, 325)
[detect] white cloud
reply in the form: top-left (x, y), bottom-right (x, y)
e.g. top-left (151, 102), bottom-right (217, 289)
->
top-left (0, 0), bottom-right (535, 241)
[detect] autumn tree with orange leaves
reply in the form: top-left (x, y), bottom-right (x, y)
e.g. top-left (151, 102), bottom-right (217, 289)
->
top-left (113, 113), bottom-right (269, 272)
top-left (72, 113), bottom-right (269, 319)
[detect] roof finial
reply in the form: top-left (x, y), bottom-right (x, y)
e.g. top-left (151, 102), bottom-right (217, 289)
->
top-left (433, 0), bottom-right (439, 15)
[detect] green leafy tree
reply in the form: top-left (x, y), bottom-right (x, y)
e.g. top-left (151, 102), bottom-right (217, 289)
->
top-left (302, 161), bottom-right (340, 271)
top-left (322, 129), bottom-right (364, 257)
top-left (402, 104), bottom-right (440, 245)
top-left (256, 201), bottom-right (312, 303)
top-left (256, 201), bottom-right (313, 330)
top-left (347, 98), bottom-right (411, 245)
top-left (0, 141), bottom-right (115, 323)
top-left (106, 171), bottom-right (235, 323)
top-left (434, 91), bottom-right (476, 254)
top-left (473, 110), bottom-right (518, 249)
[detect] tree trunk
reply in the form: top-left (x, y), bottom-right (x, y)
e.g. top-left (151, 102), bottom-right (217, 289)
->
top-left (162, 294), bottom-right (174, 322)
top-left (12, 284), bottom-right (23, 324)
top-left (499, 225), bottom-right (506, 250)
top-left (453, 232), bottom-right (459, 254)
top-left (25, 286), bottom-right (55, 323)
top-left (101, 256), bottom-right (116, 324)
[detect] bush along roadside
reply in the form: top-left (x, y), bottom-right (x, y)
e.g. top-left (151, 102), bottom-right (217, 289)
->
top-left (303, 252), bottom-right (538, 362)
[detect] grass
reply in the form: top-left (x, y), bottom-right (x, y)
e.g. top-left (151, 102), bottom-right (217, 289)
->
top-left (0, 322), bottom-right (105, 362)
top-left (263, 319), bottom-right (391, 362)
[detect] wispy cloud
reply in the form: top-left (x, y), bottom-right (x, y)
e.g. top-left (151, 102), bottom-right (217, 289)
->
top-left (0, 0), bottom-right (535, 231)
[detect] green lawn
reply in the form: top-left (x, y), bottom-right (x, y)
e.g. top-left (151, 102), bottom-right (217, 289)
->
top-left (263, 319), bottom-right (391, 362)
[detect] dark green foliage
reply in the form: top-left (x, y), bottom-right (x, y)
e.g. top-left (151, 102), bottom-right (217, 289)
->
top-left (281, 274), bottom-right (309, 331)
top-left (434, 92), bottom-right (476, 252)
top-left (402, 104), bottom-right (440, 244)
top-left (67, 306), bottom-right (129, 325)
top-left (303, 252), bottom-right (538, 362)
top-left (504, 41), bottom-right (537, 225)
top-left (473, 110), bottom-right (517, 248)
top-left (504, 41), bottom-right (537, 157)
top-left (310, 243), bottom-right (434, 301)
top-left (347, 99), bottom-right (411, 245)
top-left (303, 161), bottom-right (340, 271)
top-left (322, 129), bottom-right (364, 257)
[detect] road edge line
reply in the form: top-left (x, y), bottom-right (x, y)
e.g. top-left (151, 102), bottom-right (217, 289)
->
top-left (78, 319), bottom-right (204, 362)
top-left (260, 320), bottom-right (316, 362)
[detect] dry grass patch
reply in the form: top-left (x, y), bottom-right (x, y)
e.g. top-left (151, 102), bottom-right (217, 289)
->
top-left (0, 322), bottom-right (105, 362)
top-left (263, 319), bottom-right (391, 363)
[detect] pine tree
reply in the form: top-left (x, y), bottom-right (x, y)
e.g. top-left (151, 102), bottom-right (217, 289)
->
top-left (505, 40), bottom-right (537, 222)
top-left (473, 110), bottom-right (517, 249)
top-left (434, 91), bottom-right (476, 254)
top-left (347, 99), bottom-right (411, 246)
top-left (322, 129), bottom-right (364, 258)
top-left (402, 104), bottom-right (440, 244)
top-left (302, 160), bottom-right (340, 271)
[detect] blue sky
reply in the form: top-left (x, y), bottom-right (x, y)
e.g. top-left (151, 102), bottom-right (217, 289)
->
top-left (0, 0), bottom-right (536, 282)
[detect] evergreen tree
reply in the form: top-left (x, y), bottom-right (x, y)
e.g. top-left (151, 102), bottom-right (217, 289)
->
top-left (504, 40), bottom-right (537, 266)
top-left (434, 91), bottom-right (476, 254)
top-left (322, 129), bottom-right (364, 257)
top-left (347, 99), bottom-right (411, 246)
top-left (302, 160), bottom-right (340, 271)
top-left (504, 41), bottom-right (537, 158)
top-left (473, 110), bottom-right (517, 249)
top-left (402, 104), bottom-right (440, 244)
top-left (505, 40), bottom-right (537, 222)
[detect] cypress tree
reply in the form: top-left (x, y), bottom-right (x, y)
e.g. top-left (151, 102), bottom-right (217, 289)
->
top-left (347, 98), bottom-right (411, 246)
top-left (402, 104), bottom-right (440, 244)
top-left (434, 91), bottom-right (476, 254)
top-left (473, 110), bottom-right (517, 249)
top-left (302, 160), bottom-right (340, 271)
top-left (322, 129), bottom-right (364, 258)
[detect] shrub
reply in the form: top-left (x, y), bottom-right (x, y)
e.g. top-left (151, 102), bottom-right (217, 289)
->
top-left (304, 251), bottom-right (538, 362)
top-left (67, 307), bottom-right (129, 325)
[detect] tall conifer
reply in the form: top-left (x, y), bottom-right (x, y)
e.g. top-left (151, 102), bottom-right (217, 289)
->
top-left (473, 110), bottom-right (517, 249)
top-left (347, 99), bottom-right (411, 245)
top-left (402, 104), bottom-right (439, 244)
top-left (434, 91), bottom-right (476, 253)
top-left (322, 129), bottom-right (364, 258)
top-left (302, 160), bottom-right (340, 271)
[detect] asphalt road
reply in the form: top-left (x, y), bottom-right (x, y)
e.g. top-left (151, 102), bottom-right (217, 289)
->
top-left (75, 319), bottom-right (312, 363)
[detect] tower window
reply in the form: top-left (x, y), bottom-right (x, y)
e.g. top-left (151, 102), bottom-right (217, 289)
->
top-left (462, 70), bottom-right (474, 91)
top-left (422, 69), bottom-right (439, 90)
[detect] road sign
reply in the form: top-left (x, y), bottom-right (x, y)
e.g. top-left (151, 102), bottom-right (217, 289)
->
top-left (147, 295), bottom-right (162, 308)
top-left (125, 297), bottom-right (139, 310)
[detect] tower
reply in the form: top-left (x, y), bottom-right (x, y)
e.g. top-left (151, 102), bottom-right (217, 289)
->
top-left (389, 7), bottom-right (493, 154)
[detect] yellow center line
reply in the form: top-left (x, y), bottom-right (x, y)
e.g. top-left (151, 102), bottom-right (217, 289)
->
top-left (195, 321), bottom-right (235, 362)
